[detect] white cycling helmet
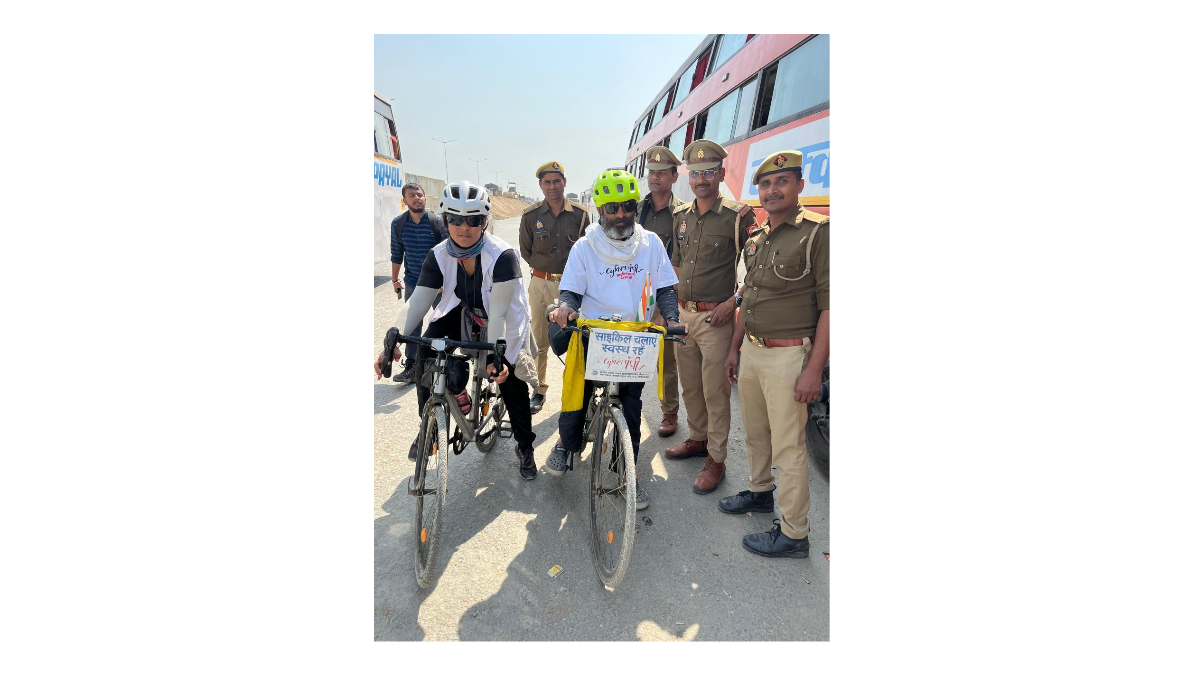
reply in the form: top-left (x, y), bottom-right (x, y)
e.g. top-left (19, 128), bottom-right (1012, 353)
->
top-left (438, 180), bottom-right (491, 218)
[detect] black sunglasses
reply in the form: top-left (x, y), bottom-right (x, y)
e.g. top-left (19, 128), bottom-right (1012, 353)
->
top-left (601, 199), bottom-right (638, 215)
top-left (445, 213), bottom-right (487, 228)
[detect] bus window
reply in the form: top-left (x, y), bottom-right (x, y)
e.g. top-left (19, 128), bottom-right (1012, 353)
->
top-left (374, 111), bottom-right (395, 160)
top-left (696, 87), bottom-right (740, 145)
top-left (667, 127), bottom-right (686, 159)
top-left (763, 34), bottom-right (830, 127)
top-left (691, 44), bottom-right (713, 91)
top-left (712, 34), bottom-right (748, 71)
top-left (651, 90), bottom-right (670, 127)
top-left (733, 77), bottom-right (759, 139)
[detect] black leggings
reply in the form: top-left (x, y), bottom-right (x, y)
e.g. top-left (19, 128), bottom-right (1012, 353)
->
top-left (414, 306), bottom-right (536, 449)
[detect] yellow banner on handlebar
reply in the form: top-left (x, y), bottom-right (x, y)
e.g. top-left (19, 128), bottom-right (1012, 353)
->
top-left (561, 320), bottom-right (667, 412)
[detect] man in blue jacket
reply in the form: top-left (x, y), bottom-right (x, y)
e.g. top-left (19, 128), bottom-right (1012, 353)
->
top-left (390, 183), bottom-right (446, 384)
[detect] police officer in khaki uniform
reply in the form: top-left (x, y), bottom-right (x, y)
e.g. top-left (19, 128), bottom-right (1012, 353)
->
top-left (639, 145), bottom-right (685, 437)
top-left (665, 139), bottom-right (758, 495)
top-left (720, 150), bottom-right (828, 558)
top-left (518, 160), bottom-right (590, 414)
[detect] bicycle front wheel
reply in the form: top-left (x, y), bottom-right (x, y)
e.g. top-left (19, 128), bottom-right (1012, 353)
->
top-left (589, 404), bottom-right (636, 589)
top-left (414, 403), bottom-right (449, 588)
top-left (475, 384), bottom-right (504, 453)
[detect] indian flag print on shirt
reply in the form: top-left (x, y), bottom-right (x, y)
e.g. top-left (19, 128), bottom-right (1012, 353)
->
top-left (637, 273), bottom-right (653, 321)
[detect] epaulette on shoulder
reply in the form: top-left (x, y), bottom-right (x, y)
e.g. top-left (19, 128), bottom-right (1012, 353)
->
top-left (803, 209), bottom-right (830, 225)
top-left (673, 202), bottom-right (690, 214)
top-left (521, 201), bottom-right (542, 216)
top-left (568, 200), bottom-right (585, 210)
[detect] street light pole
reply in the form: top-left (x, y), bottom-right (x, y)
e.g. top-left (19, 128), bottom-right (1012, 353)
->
top-left (431, 137), bottom-right (457, 185)
top-left (467, 158), bottom-right (486, 185)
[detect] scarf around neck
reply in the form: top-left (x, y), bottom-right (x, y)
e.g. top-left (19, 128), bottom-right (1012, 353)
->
top-left (447, 232), bottom-right (486, 260)
top-left (584, 222), bottom-right (645, 265)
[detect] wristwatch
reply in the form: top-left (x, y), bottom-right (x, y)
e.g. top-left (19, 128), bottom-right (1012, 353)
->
top-left (734, 292), bottom-right (743, 306)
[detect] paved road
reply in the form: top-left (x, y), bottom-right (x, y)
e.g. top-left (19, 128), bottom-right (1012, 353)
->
top-left (374, 215), bottom-right (829, 641)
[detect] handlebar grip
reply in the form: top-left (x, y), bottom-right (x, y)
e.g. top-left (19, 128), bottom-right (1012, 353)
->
top-left (492, 340), bottom-right (507, 375)
top-left (664, 325), bottom-right (687, 336)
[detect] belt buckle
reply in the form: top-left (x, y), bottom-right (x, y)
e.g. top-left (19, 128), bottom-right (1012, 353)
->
top-left (550, 273), bottom-right (562, 282)
top-left (685, 301), bottom-right (698, 312)
top-left (747, 333), bottom-right (764, 347)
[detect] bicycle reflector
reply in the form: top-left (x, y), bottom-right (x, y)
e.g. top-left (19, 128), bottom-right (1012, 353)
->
top-left (607, 531), bottom-right (615, 544)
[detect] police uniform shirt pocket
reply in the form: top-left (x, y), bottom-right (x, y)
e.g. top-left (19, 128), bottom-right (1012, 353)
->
top-left (533, 231), bottom-right (553, 252)
top-left (765, 253), bottom-right (804, 289)
top-left (699, 234), bottom-right (731, 263)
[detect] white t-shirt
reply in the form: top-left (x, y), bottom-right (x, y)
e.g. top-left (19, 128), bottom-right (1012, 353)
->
top-left (559, 229), bottom-right (679, 321)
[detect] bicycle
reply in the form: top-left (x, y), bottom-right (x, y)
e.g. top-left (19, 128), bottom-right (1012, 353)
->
top-left (384, 325), bottom-right (509, 588)
top-left (558, 316), bottom-right (686, 589)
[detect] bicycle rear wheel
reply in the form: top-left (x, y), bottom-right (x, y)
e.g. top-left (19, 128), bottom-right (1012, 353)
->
top-left (588, 404), bottom-right (636, 589)
top-left (414, 403), bottom-right (449, 588)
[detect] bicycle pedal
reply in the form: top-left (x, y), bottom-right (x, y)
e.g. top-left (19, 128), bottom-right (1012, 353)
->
top-left (499, 419), bottom-right (513, 438)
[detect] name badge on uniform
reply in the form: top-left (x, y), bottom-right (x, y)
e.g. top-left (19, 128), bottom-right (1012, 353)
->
top-left (746, 240), bottom-right (757, 257)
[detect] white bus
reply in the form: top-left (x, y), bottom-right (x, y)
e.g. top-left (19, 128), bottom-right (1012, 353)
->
top-left (374, 91), bottom-right (404, 263)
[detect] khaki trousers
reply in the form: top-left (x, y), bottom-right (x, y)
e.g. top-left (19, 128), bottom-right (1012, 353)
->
top-left (675, 305), bottom-right (734, 461)
top-left (737, 336), bottom-right (813, 539)
top-left (527, 274), bottom-right (560, 396)
top-left (650, 302), bottom-right (679, 415)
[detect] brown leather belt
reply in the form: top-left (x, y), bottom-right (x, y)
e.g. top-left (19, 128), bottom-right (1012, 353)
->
top-left (531, 269), bottom-right (562, 281)
top-left (746, 332), bottom-right (807, 348)
top-left (679, 299), bottom-right (724, 312)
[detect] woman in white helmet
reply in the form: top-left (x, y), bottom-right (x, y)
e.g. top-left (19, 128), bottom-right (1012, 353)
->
top-left (375, 180), bottom-right (541, 479)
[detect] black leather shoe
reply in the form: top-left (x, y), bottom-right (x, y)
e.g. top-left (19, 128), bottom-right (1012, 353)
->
top-left (742, 519), bottom-right (809, 558)
top-left (516, 445), bottom-right (537, 480)
top-left (718, 489), bottom-right (774, 514)
top-left (529, 393), bottom-right (546, 414)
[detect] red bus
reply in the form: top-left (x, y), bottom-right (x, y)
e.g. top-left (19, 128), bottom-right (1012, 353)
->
top-left (624, 34), bottom-right (829, 220)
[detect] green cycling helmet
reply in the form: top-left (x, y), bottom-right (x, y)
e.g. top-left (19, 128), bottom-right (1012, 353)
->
top-left (592, 169), bottom-right (641, 207)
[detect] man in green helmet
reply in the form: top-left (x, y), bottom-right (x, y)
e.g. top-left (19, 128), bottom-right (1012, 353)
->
top-left (545, 169), bottom-right (686, 511)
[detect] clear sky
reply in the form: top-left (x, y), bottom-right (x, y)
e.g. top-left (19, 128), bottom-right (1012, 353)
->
top-left (374, 34), bottom-right (706, 199)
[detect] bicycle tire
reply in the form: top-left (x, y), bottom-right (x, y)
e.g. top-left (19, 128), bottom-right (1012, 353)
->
top-left (414, 404), bottom-right (449, 588)
top-left (806, 363), bottom-right (830, 481)
top-left (589, 405), bottom-right (636, 589)
top-left (475, 385), bottom-right (504, 453)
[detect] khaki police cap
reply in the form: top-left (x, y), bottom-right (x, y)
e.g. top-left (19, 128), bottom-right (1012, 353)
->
top-left (753, 150), bottom-right (806, 183)
top-left (683, 138), bottom-right (728, 171)
top-left (645, 145), bottom-right (682, 170)
top-left (535, 160), bottom-right (565, 179)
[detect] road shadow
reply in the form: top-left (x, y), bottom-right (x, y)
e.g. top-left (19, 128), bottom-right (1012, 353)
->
top-left (374, 275), bottom-right (394, 288)
top-left (374, 432), bottom-right (560, 640)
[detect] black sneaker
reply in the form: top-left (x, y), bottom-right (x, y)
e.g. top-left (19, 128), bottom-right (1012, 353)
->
top-left (742, 519), bottom-right (810, 558)
top-left (529, 393), bottom-right (546, 414)
top-left (516, 445), bottom-right (537, 480)
top-left (717, 489), bottom-right (775, 514)
top-left (392, 362), bottom-right (416, 385)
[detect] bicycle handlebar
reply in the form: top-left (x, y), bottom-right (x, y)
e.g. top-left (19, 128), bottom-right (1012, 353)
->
top-left (393, 332), bottom-right (507, 381)
top-left (561, 319), bottom-right (687, 339)
top-left (394, 332), bottom-right (501, 355)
